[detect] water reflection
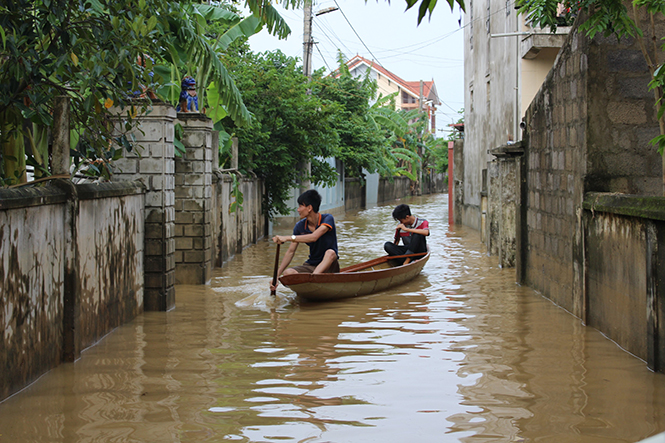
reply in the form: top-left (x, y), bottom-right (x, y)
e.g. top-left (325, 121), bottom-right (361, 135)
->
top-left (1, 194), bottom-right (664, 442)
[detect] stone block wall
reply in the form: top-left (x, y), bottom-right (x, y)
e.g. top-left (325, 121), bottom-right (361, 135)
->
top-left (586, 31), bottom-right (663, 195)
top-left (112, 101), bottom-right (176, 311)
top-left (174, 114), bottom-right (213, 284)
top-left (521, 11), bottom-right (665, 319)
top-left (521, 27), bottom-right (592, 316)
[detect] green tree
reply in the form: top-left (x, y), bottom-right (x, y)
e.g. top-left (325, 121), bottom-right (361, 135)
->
top-left (315, 54), bottom-right (388, 178)
top-left (404, 0), bottom-right (466, 23)
top-left (223, 50), bottom-right (340, 217)
top-left (0, 0), bottom-right (292, 185)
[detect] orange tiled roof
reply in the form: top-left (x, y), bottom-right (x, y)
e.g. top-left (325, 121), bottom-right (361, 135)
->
top-left (346, 55), bottom-right (440, 105)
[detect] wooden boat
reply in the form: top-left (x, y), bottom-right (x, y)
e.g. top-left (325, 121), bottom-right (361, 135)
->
top-left (279, 251), bottom-right (430, 301)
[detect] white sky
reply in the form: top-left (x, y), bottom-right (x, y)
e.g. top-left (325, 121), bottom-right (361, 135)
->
top-left (245, 0), bottom-right (465, 137)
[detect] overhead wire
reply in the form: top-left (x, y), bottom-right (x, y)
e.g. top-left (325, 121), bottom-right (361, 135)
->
top-left (300, 0), bottom-right (515, 129)
top-left (331, 0), bottom-right (385, 68)
top-left (315, 42), bottom-right (333, 71)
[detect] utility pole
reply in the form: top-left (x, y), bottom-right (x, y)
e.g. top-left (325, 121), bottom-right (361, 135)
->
top-left (299, 2), bottom-right (337, 194)
top-left (299, 0), bottom-right (314, 193)
top-left (303, 0), bottom-right (314, 81)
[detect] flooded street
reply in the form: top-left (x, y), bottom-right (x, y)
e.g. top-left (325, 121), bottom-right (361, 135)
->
top-left (2, 193), bottom-right (665, 442)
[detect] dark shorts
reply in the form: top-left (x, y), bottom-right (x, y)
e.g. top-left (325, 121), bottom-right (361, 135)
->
top-left (291, 259), bottom-right (340, 274)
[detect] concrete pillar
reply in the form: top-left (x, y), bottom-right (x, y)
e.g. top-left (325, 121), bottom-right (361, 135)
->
top-left (488, 142), bottom-right (524, 268)
top-left (448, 141), bottom-right (454, 225)
top-left (452, 139), bottom-right (465, 226)
top-left (174, 114), bottom-right (213, 284)
top-left (112, 101), bottom-right (177, 311)
top-left (52, 179), bottom-right (81, 361)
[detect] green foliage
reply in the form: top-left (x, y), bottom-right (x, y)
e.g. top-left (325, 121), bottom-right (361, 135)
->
top-left (0, 0), bottom-right (294, 185)
top-left (517, 0), bottom-right (641, 38)
top-left (446, 108), bottom-right (464, 141)
top-left (315, 55), bottom-right (388, 178)
top-left (229, 173), bottom-right (244, 213)
top-left (0, 0), bottom-right (161, 184)
top-left (223, 50), bottom-right (339, 218)
top-left (404, 0), bottom-right (466, 24)
top-left (426, 135), bottom-right (449, 174)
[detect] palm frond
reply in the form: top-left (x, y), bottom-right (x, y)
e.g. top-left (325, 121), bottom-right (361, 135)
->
top-left (245, 0), bottom-right (295, 38)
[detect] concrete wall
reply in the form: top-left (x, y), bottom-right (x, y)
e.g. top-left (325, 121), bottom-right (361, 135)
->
top-left (0, 181), bottom-right (145, 401)
top-left (378, 176), bottom-right (414, 204)
top-left (0, 101), bottom-right (271, 400)
top-left (76, 183), bottom-right (144, 351)
top-left (345, 178), bottom-right (365, 211)
top-left (0, 186), bottom-right (66, 402)
top-left (581, 193), bottom-right (665, 371)
top-left (487, 145), bottom-right (522, 267)
top-left (452, 139), bottom-right (481, 229)
top-left (521, 47), bottom-right (560, 113)
top-left (212, 173), bottom-right (266, 265)
top-left (365, 171), bottom-right (380, 207)
top-left (422, 170), bottom-right (447, 196)
top-left (463, 0), bottom-right (521, 222)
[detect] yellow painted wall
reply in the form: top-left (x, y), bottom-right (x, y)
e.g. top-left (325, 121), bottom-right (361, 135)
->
top-left (521, 47), bottom-right (560, 115)
top-left (375, 73), bottom-right (403, 110)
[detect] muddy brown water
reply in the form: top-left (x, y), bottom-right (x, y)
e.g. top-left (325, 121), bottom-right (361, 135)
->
top-left (2, 194), bottom-right (665, 442)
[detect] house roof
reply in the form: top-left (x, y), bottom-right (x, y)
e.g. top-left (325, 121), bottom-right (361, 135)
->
top-left (345, 55), bottom-right (440, 105)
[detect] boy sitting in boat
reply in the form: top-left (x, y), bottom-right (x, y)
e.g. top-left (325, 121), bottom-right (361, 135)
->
top-left (270, 190), bottom-right (339, 291)
top-left (384, 204), bottom-right (430, 265)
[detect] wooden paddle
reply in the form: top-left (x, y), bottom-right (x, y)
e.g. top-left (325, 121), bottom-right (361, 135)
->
top-left (270, 243), bottom-right (281, 296)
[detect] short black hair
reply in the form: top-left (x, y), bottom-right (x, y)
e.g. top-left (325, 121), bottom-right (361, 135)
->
top-left (392, 204), bottom-right (411, 221)
top-left (297, 189), bottom-right (322, 212)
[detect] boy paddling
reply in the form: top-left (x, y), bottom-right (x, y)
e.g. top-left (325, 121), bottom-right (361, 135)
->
top-left (270, 190), bottom-right (339, 292)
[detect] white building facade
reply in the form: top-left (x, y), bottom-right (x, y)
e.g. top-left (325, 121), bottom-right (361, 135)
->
top-left (462, 0), bottom-right (570, 235)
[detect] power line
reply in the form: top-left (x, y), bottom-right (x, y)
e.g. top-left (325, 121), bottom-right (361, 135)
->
top-left (312, 19), bottom-right (353, 61)
top-left (332, 0), bottom-right (384, 68)
top-left (314, 41), bottom-right (333, 71)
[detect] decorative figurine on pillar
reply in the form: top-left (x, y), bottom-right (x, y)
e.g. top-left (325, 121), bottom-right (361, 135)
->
top-left (177, 76), bottom-right (199, 113)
